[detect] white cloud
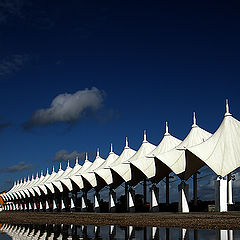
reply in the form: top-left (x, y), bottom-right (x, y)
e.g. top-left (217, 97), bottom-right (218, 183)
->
top-left (0, 54), bottom-right (29, 76)
top-left (23, 87), bottom-right (105, 129)
top-left (53, 149), bottom-right (86, 162)
top-left (3, 161), bottom-right (35, 172)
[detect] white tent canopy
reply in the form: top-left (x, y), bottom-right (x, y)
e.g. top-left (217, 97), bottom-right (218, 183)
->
top-left (82, 144), bottom-right (119, 190)
top-left (79, 149), bottom-right (105, 191)
top-left (151, 113), bottom-right (212, 181)
top-left (59, 157), bottom-right (82, 191)
top-left (131, 122), bottom-right (182, 182)
top-left (185, 101), bottom-right (240, 179)
top-left (94, 138), bottom-right (136, 189)
top-left (51, 161), bottom-right (73, 192)
top-left (111, 131), bottom-right (156, 186)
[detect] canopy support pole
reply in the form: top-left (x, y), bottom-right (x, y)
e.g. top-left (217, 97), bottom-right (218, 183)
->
top-left (178, 181), bottom-right (189, 213)
top-left (166, 175), bottom-right (170, 205)
top-left (143, 178), bottom-right (147, 206)
top-left (109, 187), bottom-right (116, 213)
top-left (70, 197), bottom-right (75, 212)
top-left (45, 199), bottom-right (50, 212)
top-left (193, 173), bottom-right (198, 206)
top-left (53, 199), bottom-right (57, 212)
top-left (94, 190), bottom-right (100, 213)
top-left (150, 183), bottom-right (159, 212)
top-left (81, 192), bottom-right (87, 212)
top-left (227, 173), bottom-right (233, 205)
top-left (215, 176), bottom-right (227, 212)
top-left (127, 186), bottom-right (135, 212)
top-left (61, 196), bottom-right (66, 212)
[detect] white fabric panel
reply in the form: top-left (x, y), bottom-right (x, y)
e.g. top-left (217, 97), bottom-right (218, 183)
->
top-left (111, 139), bottom-right (156, 183)
top-left (186, 113), bottom-right (240, 177)
top-left (60, 178), bottom-right (73, 191)
top-left (154, 123), bottom-right (211, 176)
top-left (52, 181), bottom-right (63, 192)
top-left (70, 175), bottom-right (84, 189)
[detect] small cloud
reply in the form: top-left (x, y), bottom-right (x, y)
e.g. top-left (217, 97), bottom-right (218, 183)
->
top-left (53, 149), bottom-right (96, 163)
top-left (0, 54), bottom-right (30, 76)
top-left (2, 161), bottom-right (36, 173)
top-left (22, 87), bottom-right (105, 130)
top-left (53, 149), bottom-right (86, 162)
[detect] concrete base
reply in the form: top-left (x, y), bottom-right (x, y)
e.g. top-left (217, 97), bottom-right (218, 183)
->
top-left (70, 198), bottom-right (75, 212)
top-left (53, 199), bottom-right (57, 212)
top-left (45, 200), bottom-right (50, 212)
top-left (227, 174), bottom-right (233, 205)
top-left (109, 189), bottom-right (116, 213)
top-left (178, 181), bottom-right (189, 213)
top-left (215, 177), bottom-right (227, 212)
top-left (94, 192), bottom-right (100, 213)
top-left (81, 194), bottom-right (88, 212)
top-left (61, 199), bottom-right (66, 212)
top-left (150, 184), bottom-right (159, 212)
top-left (127, 187), bottom-right (135, 213)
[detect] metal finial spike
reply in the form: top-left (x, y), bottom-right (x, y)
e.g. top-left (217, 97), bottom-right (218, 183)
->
top-left (41, 170), bottom-right (43, 176)
top-left (67, 160), bottom-right (70, 168)
top-left (110, 143), bottom-right (113, 153)
top-left (36, 172), bottom-right (39, 178)
top-left (97, 148), bottom-right (100, 157)
top-left (192, 112), bottom-right (197, 127)
top-left (46, 168), bottom-right (49, 175)
top-left (85, 152), bottom-right (88, 161)
top-left (193, 112), bottom-right (197, 125)
top-left (52, 165), bottom-right (55, 173)
top-left (164, 121), bottom-right (170, 136)
top-left (32, 174), bottom-right (34, 180)
top-left (166, 122), bottom-right (169, 133)
top-left (225, 99), bottom-right (232, 116)
top-left (143, 130), bottom-right (147, 142)
top-left (27, 175), bottom-right (30, 181)
top-left (59, 162), bottom-right (62, 170)
top-left (75, 156), bottom-right (79, 165)
top-left (125, 137), bottom-right (129, 148)
top-left (226, 99), bottom-right (229, 113)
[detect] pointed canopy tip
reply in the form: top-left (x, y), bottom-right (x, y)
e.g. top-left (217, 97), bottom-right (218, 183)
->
top-left (143, 130), bottom-right (147, 143)
top-left (192, 112), bottom-right (197, 127)
top-left (225, 99), bottom-right (232, 117)
top-left (125, 136), bottom-right (129, 149)
top-left (59, 162), bottom-right (62, 170)
top-left (75, 156), bottom-right (79, 165)
top-left (67, 160), bottom-right (70, 168)
top-left (85, 152), bottom-right (88, 161)
top-left (96, 148), bottom-right (100, 157)
top-left (110, 143), bottom-right (113, 153)
top-left (164, 121), bottom-right (170, 136)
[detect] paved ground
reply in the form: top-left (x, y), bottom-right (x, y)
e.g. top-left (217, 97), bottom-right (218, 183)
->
top-left (1, 211), bottom-right (240, 230)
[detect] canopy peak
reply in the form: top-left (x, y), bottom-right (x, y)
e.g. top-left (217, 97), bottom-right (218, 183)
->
top-left (59, 162), bottom-right (62, 170)
top-left (225, 99), bottom-right (232, 117)
top-left (192, 112), bottom-right (197, 127)
top-left (52, 165), bottom-right (55, 173)
top-left (97, 148), bottom-right (100, 157)
top-left (110, 143), bottom-right (113, 153)
top-left (75, 156), bottom-right (79, 165)
top-left (164, 121), bottom-right (170, 136)
top-left (125, 136), bottom-right (129, 148)
top-left (46, 168), bottom-right (49, 175)
top-left (85, 152), bottom-right (88, 161)
top-left (143, 130), bottom-right (147, 143)
top-left (67, 160), bottom-right (70, 168)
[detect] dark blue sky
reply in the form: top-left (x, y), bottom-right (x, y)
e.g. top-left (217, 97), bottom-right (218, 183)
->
top-left (0, 1), bottom-right (240, 193)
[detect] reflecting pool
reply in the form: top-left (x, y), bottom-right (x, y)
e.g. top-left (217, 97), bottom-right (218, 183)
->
top-left (0, 223), bottom-right (239, 239)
